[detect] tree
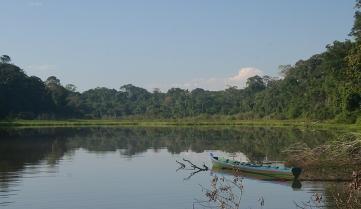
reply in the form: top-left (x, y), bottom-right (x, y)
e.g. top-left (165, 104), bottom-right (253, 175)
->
top-left (65, 84), bottom-right (77, 92)
top-left (279, 65), bottom-right (292, 77)
top-left (0, 55), bottom-right (11, 64)
top-left (346, 1), bottom-right (361, 90)
top-left (153, 88), bottom-right (161, 94)
top-left (0, 63), bottom-right (53, 118)
top-left (246, 76), bottom-right (265, 92)
top-left (45, 76), bottom-right (61, 86)
top-left (350, 0), bottom-right (361, 42)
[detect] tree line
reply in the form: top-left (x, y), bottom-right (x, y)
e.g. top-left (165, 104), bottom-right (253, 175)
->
top-left (0, 1), bottom-right (360, 123)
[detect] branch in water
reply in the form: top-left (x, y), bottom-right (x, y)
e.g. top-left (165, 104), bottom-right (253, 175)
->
top-left (176, 160), bottom-right (186, 171)
top-left (183, 158), bottom-right (209, 171)
top-left (176, 158), bottom-right (209, 180)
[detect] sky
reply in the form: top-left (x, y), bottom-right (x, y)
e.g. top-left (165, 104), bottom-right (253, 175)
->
top-left (0, 0), bottom-right (357, 92)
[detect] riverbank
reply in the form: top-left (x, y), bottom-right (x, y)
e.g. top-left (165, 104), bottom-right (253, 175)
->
top-left (284, 133), bottom-right (361, 181)
top-left (0, 118), bottom-right (360, 131)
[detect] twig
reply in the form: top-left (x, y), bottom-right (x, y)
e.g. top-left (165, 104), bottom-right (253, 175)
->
top-left (183, 158), bottom-right (209, 171)
top-left (176, 158), bottom-right (209, 180)
top-left (176, 160), bottom-right (186, 171)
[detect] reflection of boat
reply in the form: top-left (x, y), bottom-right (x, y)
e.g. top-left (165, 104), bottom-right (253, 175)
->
top-left (210, 153), bottom-right (301, 181)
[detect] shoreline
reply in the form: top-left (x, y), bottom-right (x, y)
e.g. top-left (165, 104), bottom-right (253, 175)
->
top-left (0, 119), bottom-right (360, 131)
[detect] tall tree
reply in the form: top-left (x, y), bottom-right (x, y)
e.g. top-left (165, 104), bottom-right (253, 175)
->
top-left (0, 55), bottom-right (11, 64)
top-left (350, 0), bottom-right (361, 41)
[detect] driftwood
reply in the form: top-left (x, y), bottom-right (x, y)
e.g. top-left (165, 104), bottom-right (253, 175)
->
top-left (176, 158), bottom-right (209, 180)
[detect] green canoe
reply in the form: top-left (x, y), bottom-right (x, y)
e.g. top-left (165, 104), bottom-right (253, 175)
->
top-left (210, 153), bottom-right (302, 180)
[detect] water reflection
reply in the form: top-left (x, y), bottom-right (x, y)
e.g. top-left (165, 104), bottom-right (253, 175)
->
top-left (0, 127), bottom-right (341, 208)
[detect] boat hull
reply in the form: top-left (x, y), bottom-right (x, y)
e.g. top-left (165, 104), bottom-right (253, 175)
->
top-left (210, 155), bottom-right (295, 180)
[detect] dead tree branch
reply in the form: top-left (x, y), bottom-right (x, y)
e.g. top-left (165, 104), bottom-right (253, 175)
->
top-left (176, 158), bottom-right (209, 180)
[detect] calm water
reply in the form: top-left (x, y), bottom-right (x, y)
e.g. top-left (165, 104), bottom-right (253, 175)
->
top-left (0, 127), bottom-right (343, 209)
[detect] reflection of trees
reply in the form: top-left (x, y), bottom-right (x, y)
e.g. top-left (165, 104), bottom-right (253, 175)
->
top-left (0, 126), bottom-right (337, 176)
top-left (0, 128), bottom-right (70, 205)
top-left (0, 127), bottom-right (340, 206)
top-left (0, 127), bottom-right (338, 174)
top-left (65, 127), bottom-right (337, 161)
top-left (0, 129), bottom-right (69, 169)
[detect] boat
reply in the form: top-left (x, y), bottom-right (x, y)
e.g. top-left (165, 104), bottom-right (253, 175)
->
top-left (210, 153), bottom-right (302, 180)
top-left (211, 167), bottom-right (303, 189)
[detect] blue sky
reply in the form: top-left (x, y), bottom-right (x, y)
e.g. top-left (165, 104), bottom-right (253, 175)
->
top-left (0, 0), bottom-right (356, 92)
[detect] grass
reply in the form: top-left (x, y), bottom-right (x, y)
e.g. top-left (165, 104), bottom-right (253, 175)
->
top-left (0, 118), bottom-right (360, 131)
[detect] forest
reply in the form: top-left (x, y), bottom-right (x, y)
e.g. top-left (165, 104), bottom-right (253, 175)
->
top-left (0, 2), bottom-right (360, 123)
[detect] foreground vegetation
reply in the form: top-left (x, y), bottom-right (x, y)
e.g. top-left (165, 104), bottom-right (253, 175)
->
top-left (284, 133), bottom-right (361, 208)
top-left (0, 1), bottom-right (360, 123)
top-left (285, 133), bottom-right (361, 180)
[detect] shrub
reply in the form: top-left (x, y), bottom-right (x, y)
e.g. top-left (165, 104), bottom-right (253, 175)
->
top-left (334, 112), bottom-right (357, 124)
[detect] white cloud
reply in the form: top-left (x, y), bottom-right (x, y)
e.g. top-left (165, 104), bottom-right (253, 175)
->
top-left (145, 67), bottom-right (265, 92)
top-left (229, 67), bottom-right (264, 82)
top-left (173, 67), bottom-right (264, 91)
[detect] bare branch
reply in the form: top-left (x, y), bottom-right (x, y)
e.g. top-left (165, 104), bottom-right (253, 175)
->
top-left (183, 158), bottom-right (209, 171)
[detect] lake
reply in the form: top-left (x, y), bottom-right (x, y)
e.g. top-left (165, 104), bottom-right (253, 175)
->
top-left (0, 127), bottom-right (343, 209)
